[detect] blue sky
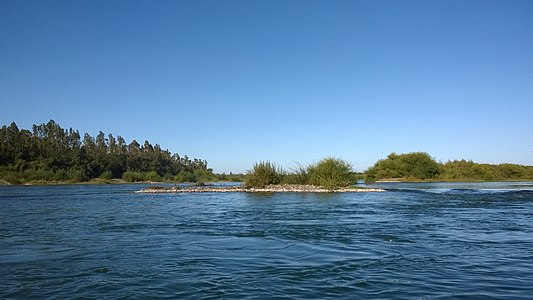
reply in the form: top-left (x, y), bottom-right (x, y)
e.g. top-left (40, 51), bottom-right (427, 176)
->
top-left (1, 0), bottom-right (532, 173)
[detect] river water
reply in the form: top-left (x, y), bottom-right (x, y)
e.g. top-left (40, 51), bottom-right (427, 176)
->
top-left (1, 182), bottom-right (532, 299)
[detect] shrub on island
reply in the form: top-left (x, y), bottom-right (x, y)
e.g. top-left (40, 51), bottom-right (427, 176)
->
top-left (281, 162), bottom-right (309, 185)
top-left (245, 158), bottom-right (354, 190)
top-left (308, 157), bottom-right (354, 190)
top-left (244, 161), bottom-right (283, 188)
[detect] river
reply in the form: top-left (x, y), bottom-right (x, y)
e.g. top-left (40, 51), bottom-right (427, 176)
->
top-left (1, 182), bottom-right (532, 299)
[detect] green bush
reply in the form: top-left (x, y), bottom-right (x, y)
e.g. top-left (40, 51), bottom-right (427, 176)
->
top-left (244, 161), bottom-right (283, 188)
top-left (308, 157), bottom-right (353, 190)
top-left (27, 169), bottom-right (54, 181)
top-left (122, 171), bottom-right (143, 182)
top-left (194, 169), bottom-right (217, 182)
top-left (68, 168), bottom-right (87, 182)
top-left (282, 162), bottom-right (309, 185)
top-left (1, 172), bottom-right (21, 184)
top-left (53, 169), bottom-right (69, 181)
top-left (366, 152), bottom-right (441, 182)
top-left (173, 171), bottom-right (197, 183)
top-left (145, 171), bottom-right (161, 182)
top-left (99, 171), bottom-right (113, 180)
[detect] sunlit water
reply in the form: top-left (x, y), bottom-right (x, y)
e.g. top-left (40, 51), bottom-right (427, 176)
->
top-left (1, 182), bottom-right (532, 299)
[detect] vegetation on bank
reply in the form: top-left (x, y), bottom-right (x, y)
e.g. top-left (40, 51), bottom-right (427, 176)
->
top-left (2, 121), bottom-right (532, 186)
top-left (439, 160), bottom-right (533, 182)
top-left (244, 157), bottom-right (355, 190)
top-left (365, 152), bottom-right (533, 182)
top-left (0, 120), bottom-right (231, 184)
top-left (365, 152), bottom-right (442, 182)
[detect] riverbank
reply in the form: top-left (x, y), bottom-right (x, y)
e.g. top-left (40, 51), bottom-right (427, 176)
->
top-left (136, 184), bottom-right (385, 193)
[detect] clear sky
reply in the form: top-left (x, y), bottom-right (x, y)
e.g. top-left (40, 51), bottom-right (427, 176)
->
top-left (1, 0), bottom-right (532, 173)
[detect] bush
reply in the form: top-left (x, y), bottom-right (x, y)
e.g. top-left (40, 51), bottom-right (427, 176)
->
top-left (53, 169), bottom-right (69, 181)
top-left (173, 171), bottom-right (197, 183)
top-left (282, 162), bottom-right (309, 185)
top-left (145, 171), bottom-right (161, 182)
top-left (366, 152), bottom-right (441, 182)
top-left (27, 169), bottom-right (54, 181)
top-left (194, 169), bottom-right (216, 182)
top-left (122, 171), bottom-right (143, 182)
top-left (99, 171), bottom-right (113, 180)
top-left (308, 157), bottom-right (353, 190)
top-left (244, 161), bottom-right (283, 188)
top-left (68, 168), bottom-right (87, 182)
top-left (1, 172), bottom-right (21, 184)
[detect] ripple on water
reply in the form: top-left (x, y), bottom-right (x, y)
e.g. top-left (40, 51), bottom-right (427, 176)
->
top-left (1, 184), bottom-right (533, 299)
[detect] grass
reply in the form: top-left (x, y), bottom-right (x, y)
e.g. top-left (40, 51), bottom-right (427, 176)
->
top-left (244, 161), bottom-right (283, 188)
top-left (245, 158), bottom-right (354, 191)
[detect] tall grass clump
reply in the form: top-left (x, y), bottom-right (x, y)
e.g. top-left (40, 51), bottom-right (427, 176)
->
top-left (244, 161), bottom-right (283, 188)
top-left (282, 162), bottom-right (309, 185)
top-left (308, 157), bottom-right (353, 190)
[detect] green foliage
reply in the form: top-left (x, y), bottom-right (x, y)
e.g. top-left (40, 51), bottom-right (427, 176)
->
top-left (244, 161), bottom-right (283, 188)
top-left (214, 172), bottom-right (245, 182)
top-left (99, 171), bottom-right (113, 180)
top-left (308, 157), bottom-right (353, 190)
top-left (244, 158), bottom-right (353, 190)
top-left (440, 160), bottom-right (533, 181)
top-left (67, 168), bottom-right (87, 182)
top-left (281, 162), bottom-right (309, 185)
top-left (365, 152), bottom-right (441, 182)
top-left (122, 171), bottom-right (144, 182)
top-left (27, 169), bottom-right (55, 182)
top-left (145, 171), bottom-right (161, 182)
top-left (365, 153), bottom-right (533, 182)
top-left (1, 171), bottom-right (20, 184)
top-left (194, 169), bottom-right (217, 182)
top-left (173, 171), bottom-right (197, 183)
top-left (53, 169), bottom-right (69, 181)
top-left (0, 120), bottom-right (214, 184)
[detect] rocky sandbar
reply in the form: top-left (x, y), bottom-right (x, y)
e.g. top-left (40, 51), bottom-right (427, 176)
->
top-left (136, 184), bottom-right (385, 193)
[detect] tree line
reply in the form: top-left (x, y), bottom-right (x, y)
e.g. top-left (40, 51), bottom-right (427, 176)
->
top-left (2, 121), bottom-right (531, 185)
top-left (0, 120), bottom-right (215, 183)
top-left (365, 152), bottom-right (533, 182)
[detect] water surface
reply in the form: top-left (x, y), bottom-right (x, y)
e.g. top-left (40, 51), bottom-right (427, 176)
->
top-left (1, 183), bottom-right (532, 299)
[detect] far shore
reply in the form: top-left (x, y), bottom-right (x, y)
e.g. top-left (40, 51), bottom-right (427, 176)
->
top-left (0, 179), bottom-right (242, 186)
top-left (135, 184), bottom-right (385, 193)
top-left (3, 179), bottom-right (533, 187)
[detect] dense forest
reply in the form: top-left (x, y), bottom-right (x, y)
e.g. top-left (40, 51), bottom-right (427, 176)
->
top-left (0, 120), bottom-right (220, 184)
top-left (365, 152), bottom-right (533, 182)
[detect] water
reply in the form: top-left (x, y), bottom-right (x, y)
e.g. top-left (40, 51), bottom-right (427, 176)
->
top-left (1, 182), bottom-right (532, 299)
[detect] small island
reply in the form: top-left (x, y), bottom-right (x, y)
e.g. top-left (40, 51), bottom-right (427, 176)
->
top-left (137, 158), bottom-right (385, 193)
top-left (136, 184), bottom-right (385, 194)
